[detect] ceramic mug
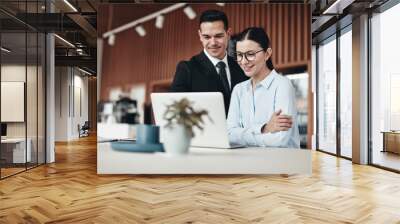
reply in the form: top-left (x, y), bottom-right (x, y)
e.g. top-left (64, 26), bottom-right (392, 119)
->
top-left (136, 124), bottom-right (160, 144)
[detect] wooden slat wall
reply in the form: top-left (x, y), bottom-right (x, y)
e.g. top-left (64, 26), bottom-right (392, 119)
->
top-left (99, 4), bottom-right (311, 100)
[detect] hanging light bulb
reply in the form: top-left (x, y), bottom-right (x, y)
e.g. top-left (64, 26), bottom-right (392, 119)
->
top-left (135, 25), bottom-right (146, 37)
top-left (155, 15), bottom-right (165, 29)
top-left (183, 6), bottom-right (196, 20)
top-left (216, 3), bottom-right (225, 7)
top-left (108, 34), bottom-right (115, 46)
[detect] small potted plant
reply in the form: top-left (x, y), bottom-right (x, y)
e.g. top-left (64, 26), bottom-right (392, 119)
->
top-left (163, 98), bottom-right (211, 155)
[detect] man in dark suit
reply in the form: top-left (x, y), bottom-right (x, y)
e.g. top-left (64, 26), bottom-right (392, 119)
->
top-left (170, 10), bottom-right (293, 133)
top-left (170, 10), bottom-right (248, 114)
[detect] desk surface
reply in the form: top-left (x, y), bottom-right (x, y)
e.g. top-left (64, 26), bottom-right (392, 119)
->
top-left (97, 142), bottom-right (312, 175)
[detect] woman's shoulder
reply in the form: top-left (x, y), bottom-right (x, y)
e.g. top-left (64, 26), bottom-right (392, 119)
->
top-left (233, 79), bottom-right (251, 92)
top-left (274, 72), bottom-right (294, 87)
top-left (270, 72), bottom-right (295, 95)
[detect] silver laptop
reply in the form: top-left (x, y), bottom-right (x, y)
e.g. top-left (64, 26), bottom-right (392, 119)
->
top-left (151, 92), bottom-right (243, 149)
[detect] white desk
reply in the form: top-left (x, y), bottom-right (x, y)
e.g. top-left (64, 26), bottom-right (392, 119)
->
top-left (97, 143), bottom-right (312, 175)
top-left (1, 138), bottom-right (31, 163)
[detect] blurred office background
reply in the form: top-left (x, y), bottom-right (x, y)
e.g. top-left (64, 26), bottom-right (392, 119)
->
top-left (311, 0), bottom-right (400, 171)
top-left (0, 0), bottom-right (98, 179)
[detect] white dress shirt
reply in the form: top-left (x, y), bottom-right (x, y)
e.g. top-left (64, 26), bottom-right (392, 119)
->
top-left (203, 49), bottom-right (232, 88)
top-left (227, 69), bottom-right (300, 148)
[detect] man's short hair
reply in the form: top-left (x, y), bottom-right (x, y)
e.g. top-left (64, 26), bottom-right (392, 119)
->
top-left (199, 10), bottom-right (228, 30)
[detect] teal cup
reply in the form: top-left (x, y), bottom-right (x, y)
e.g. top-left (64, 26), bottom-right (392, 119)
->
top-left (136, 124), bottom-right (160, 144)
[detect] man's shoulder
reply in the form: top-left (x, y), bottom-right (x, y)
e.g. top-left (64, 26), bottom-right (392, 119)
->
top-left (174, 53), bottom-right (207, 80)
top-left (227, 55), bottom-right (242, 71)
top-left (177, 52), bottom-right (204, 66)
top-left (191, 51), bottom-right (208, 63)
top-left (227, 54), bottom-right (236, 62)
top-left (227, 56), bottom-right (248, 82)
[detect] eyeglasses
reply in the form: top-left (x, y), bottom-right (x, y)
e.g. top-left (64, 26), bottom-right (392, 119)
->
top-left (234, 49), bottom-right (264, 62)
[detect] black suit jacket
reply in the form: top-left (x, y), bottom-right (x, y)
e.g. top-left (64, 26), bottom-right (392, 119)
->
top-left (170, 51), bottom-right (248, 113)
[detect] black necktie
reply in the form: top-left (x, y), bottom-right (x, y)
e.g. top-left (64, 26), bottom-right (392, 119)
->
top-left (216, 61), bottom-right (230, 97)
top-left (216, 61), bottom-right (231, 115)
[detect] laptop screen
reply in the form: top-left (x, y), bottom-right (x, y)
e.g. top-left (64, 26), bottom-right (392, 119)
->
top-left (151, 92), bottom-right (233, 148)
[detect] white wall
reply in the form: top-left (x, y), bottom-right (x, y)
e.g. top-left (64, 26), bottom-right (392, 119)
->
top-left (2, 63), bottom-right (46, 163)
top-left (1, 64), bottom-right (26, 81)
top-left (1, 82), bottom-right (25, 122)
top-left (1, 65), bottom-right (26, 132)
top-left (1, 65), bottom-right (34, 137)
top-left (55, 67), bottom-right (89, 141)
top-left (72, 73), bottom-right (89, 138)
top-left (55, 67), bottom-right (68, 141)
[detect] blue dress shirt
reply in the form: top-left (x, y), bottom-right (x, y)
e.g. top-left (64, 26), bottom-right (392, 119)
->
top-left (227, 69), bottom-right (300, 148)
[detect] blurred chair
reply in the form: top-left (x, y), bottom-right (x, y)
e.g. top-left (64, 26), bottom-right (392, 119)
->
top-left (79, 121), bottom-right (90, 138)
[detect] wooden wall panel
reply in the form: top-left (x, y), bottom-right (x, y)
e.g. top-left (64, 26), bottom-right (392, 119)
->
top-left (99, 3), bottom-right (311, 100)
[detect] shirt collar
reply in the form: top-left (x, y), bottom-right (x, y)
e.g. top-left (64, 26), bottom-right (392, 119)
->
top-left (246, 69), bottom-right (278, 91)
top-left (203, 49), bottom-right (228, 68)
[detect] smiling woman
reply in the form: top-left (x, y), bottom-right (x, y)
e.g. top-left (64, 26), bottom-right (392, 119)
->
top-left (227, 27), bottom-right (300, 148)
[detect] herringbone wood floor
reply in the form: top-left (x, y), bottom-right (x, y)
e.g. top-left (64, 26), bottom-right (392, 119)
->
top-left (1, 135), bottom-right (400, 224)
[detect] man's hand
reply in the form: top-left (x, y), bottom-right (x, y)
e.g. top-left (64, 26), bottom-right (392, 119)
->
top-left (262, 109), bottom-right (293, 133)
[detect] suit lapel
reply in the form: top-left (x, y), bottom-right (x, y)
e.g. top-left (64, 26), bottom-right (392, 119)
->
top-left (196, 51), bottom-right (219, 77)
top-left (195, 52), bottom-right (245, 92)
top-left (194, 51), bottom-right (220, 90)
